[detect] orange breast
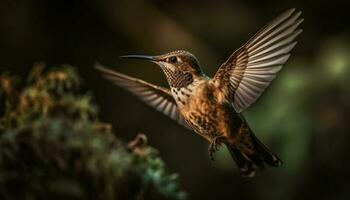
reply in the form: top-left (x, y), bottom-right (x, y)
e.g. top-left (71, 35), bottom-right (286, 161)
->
top-left (180, 83), bottom-right (239, 141)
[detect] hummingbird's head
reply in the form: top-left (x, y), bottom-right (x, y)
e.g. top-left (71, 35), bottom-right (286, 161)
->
top-left (121, 50), bottom-right (204, 89)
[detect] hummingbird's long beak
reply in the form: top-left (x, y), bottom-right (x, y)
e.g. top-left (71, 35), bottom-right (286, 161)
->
top-left (120, 55), bottom-right (157, 62)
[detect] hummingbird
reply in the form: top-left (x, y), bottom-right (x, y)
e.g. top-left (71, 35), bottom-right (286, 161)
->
top-left (96, 8), bottom-right (303, 177)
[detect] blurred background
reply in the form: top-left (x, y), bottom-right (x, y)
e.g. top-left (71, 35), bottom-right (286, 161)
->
top-left (1, 0), bottom-right (350, 199)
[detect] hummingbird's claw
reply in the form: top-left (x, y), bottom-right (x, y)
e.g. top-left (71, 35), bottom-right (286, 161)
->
top-left (208, 136), bottom-right (226, 161)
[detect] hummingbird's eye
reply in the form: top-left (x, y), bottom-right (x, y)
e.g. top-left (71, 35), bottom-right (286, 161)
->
top-left (168, 56), bottom-right (178, 63)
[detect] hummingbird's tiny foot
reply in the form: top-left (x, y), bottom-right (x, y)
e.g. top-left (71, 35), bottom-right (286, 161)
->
top-left (208, 143), bottom-right (217, 161)
top-left (208, 136), bottom-right (226, 161)
top-left (208, 146), bottom-right (215, 161)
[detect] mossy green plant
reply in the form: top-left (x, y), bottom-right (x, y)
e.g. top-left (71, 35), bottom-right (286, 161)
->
top-left (0, 64), bottom-right (187, 200)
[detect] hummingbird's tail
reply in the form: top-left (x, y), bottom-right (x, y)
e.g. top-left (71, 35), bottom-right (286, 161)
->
top-left (225, 132), bottom-right (282, 177)
top-left (251, 133), bottom-right (282, 167)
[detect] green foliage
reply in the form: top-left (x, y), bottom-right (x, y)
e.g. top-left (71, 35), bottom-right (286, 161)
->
top-left (0, 64), bottom-right (187, 200)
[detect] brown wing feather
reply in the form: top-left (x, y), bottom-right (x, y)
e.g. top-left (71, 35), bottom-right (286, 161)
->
top-left (95, 63), bottom-right (189, 128)
top-left (213, 8), bottom-right (303, 113)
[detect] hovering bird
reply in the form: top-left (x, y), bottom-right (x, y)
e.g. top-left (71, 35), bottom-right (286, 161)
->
top-left (96, 8), bottom-right (303, 177)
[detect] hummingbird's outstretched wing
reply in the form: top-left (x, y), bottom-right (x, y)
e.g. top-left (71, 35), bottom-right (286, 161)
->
top-left (212, 8), bottom-right (303, 113)
top-left (95, 63), bottom-right (189, 128)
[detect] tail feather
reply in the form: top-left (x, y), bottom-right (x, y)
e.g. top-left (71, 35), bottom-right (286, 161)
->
top-left (226, 145), bottom-right (256, 177)
top-left (251, 133), bottom-right (282, 167)
top-left (225, 135), bottom-right (282, 177)
top-left (248, 153), bottom-right (265, 170)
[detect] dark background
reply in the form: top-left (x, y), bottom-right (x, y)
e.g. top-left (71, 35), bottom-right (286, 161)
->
top-left (1, 0), bottom-right (350, 199)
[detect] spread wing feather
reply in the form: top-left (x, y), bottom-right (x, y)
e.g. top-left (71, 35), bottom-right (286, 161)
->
top-left (213, 8), bottom-right (303, 112)
top-left (95, 63), bottom-right (189, 128)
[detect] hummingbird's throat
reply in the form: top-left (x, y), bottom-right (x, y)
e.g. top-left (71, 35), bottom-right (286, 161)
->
top-left (171, 83), bottom-right (195, 106)
top-left (170, 77), bottom-right (208, 107)
top-left (161, 66), bottom-right (193, 89)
